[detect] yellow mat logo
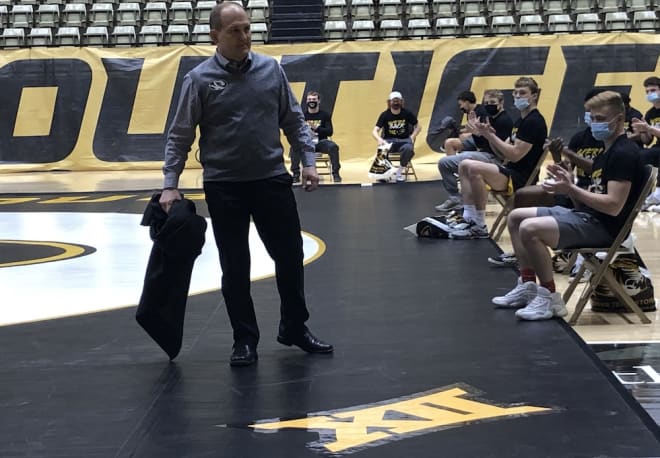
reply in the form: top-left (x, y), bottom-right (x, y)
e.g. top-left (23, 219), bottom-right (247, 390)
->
top-left (250, 385), bottom-right (553, 455)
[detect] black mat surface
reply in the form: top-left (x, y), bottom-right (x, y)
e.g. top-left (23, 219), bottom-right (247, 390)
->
top-left (1, 182), bottom-right (659, 457)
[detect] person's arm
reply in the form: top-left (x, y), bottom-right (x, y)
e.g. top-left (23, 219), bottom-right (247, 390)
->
top-left (483, 128), bottom-right (533, 162)
top-left (410, 123), bottom-right (421, 142)
top-left (561, 147), bottom-right (593, 174)
top-left (160, 74), bottom-right (200, 212)
top-left (372, 125), bottom-right (385, 144)
top-left (276, 66), bottom-right (318, 191)
top-left (316, 112), bottom-right (333, 138)
top-left (632, 117), bottom-right (659, 146)
top-left (545, 163), bottom-right (631, 216)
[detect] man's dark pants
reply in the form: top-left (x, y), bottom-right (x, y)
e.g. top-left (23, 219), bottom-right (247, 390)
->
top-left (204, 174), bottom-right (310, 348)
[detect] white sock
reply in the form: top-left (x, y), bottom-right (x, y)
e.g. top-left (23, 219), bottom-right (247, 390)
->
top-left (396, 166), bottom-right (404, 177)
top-left (473, 210), bottom-right (486, 226)
top-left (463, 205), bottom-right (476, 222)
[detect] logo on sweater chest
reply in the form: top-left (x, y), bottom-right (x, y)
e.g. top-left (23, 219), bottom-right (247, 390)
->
top-left (209, 80), bottom-right (227, 91)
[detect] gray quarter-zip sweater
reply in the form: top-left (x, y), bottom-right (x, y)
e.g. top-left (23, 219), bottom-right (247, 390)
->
top-left (163, 50), bottom-right (315, 188)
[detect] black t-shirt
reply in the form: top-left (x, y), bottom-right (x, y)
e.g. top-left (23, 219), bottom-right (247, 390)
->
top-left (567, 127), bottom-right (604, 188)
top-left (582, 135), bottom-right (644, 237)
top-left (376, 108), bottom-right (419, 139)
top-left (644, 106), bottom-right (660, 144)
top-left (486, 110), bottom-right (514, 155)
top-left (506, 108), bottom-right (548, 188)
top-left (304, 110), bottom-right (333, 141)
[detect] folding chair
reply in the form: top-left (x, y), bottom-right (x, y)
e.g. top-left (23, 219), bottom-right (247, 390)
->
top-left (386, 152), bottom-right (418, 181)
top-left (489, 147), bottom-right (549, 241)
top-left (315, 153), bottom-right (332, 177)
top-left (563, 165), bottom-right (657, 325)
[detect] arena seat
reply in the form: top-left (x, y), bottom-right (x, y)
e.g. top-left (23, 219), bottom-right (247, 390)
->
top-left (0, 27), bottom-right (25, 47)
top-left (488, 0), bottom-right (515, 15)
top-left (324, 0), bottom-right (347, 20)
top-left (116, 2), bottom-right (141, 26)
top-left (377, 0), bottom-right (403, 20)
top-left (35, 4), bottom-right (59, 28)
top-left (139, 24), bottom-right (163, 44)
top-left (246, 0), bottom-right (269, 22)
top-left (169, 2), bottom-right (193, 25)
top-left (462, 15), bottom-right (488, 34)
top-left (435, 16), bottom-right (460, 36)
top-left (379, 18), bottom-right (403, 39)
top-left (191, 23), bottom-right (211, 43)
top-left (407, 18), bottom-right (432, 38)
top-left (164, 23), bottom-right (189, 43)
top-left (194, 1), bottom-right (215, 25)
top-left (10, 5), bottom-right (33, 29)
top-left (55, 26), bottom-right (81, 45)
top-left (632, 9), bottom-right (657, 30)
top-left (542, 0), bottom-right (569, 15)
top-left (27, 26), bottom-right (52, 46)
top-left (570, 0), bottom-right (597, 14)
top-left (627, 0), bottom-right (653, 11)
top-left (599, 0), bottom-right (625, 12)
top-left (62, 3), bottom-right (87, 28)
top-left (490, 14), bottom-right (516, 34)
top-left (350, 0), bottom-right (375, 21)
top-left (459, 0), bottom-right (484, 17)
top-left (250, 21), bottom-right (268, 43)
top-left (0, 5), bottom-right (8, 29)
top-left (518, 13), bottom-right (545, 32)
top-left (112, 25), bottom-right (137, 46)
top-left (324, 19), bottom-right (348, 40)
top-left (84, 25), bottom-right (109, 46)
top-left (406, 0), bottom-right (430, 19)
top-left (432, 0), bottom-right (458, 18)
top-left (604, 11), bottom-right (631, 30)
top-left (575, 12), bottom-right (601, 31)
top-left (351, 19), bottom-right (377, 39)
top-left (89, 3), bottom-right (114, 27)
top-left (546, 13), bottom-right (573, 32)
top-left (515, 0), bottom-right (541, 17)
top-left (143, 2), bottom-right (168, 26)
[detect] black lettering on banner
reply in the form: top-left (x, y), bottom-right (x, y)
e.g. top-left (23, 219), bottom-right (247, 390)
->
top-left (554, 44), bottom-right (660, 140)
top-left (428, 47), bottom-right (550, 139)
top-left (93, 56), bottom-right (207, 162)
top-left (390, 51), bottom-right (434, 116)
top-left (0, 59), bottom-right (91, 163)
top-left (281, 52), bottom-right (379, 114)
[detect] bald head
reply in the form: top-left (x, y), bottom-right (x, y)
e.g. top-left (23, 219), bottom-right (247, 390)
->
top-left (209, 1), bottom-right (251, 61)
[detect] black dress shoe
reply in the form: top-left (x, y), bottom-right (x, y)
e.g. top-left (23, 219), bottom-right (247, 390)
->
top-left (230, 344), bottom-right (258, 367)
top-left (277, 328), bottom-right (333, 353)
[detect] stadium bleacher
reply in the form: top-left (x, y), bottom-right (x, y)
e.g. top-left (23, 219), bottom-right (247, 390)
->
top-left (0, 0), bottom-right (658, 48)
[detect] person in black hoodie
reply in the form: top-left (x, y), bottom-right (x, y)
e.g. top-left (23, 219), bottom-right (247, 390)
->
top-left (290, 91), bottom-right (342, 183)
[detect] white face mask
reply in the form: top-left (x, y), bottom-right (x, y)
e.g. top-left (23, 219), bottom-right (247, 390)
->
top-left (647, 92), bottom-right (660, 103)
top-left (514, 97), bottom-right (530, 111)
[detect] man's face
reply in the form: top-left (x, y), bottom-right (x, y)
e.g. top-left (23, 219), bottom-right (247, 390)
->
top-left (483, 95), bottom-right (502, 112)
top-left (457, 99), bottom-right (472, 113)
top-left (306, 95), bottom-right (319, 109)
top-left (590, 105), bottom-right (620, 128)
top-left (645, 85), bottom-right (660, 96)
top-left (390, 97), bottom-right (402, 109)
top-left (513, 85), bottom-right (534, 101)
top-left (210, 7), bottom-right (251, 62)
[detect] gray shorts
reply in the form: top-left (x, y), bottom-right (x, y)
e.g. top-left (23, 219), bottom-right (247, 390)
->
top-left (536, 206), bottom-right (613, 249)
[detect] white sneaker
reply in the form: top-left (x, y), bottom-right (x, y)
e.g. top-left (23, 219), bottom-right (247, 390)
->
top-left (492, 278), bottom-right (537, 308)
top-left (515, 286), bottom-right (566, 320)
top-left (396, 174), bottom-right (406, 182)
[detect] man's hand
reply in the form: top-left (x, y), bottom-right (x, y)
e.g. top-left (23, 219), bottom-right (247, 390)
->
top-left (632, 117), bottom-right (649, 134)
top-left (546, 137), bottom-right (564, 163)
top-left (301, 166), bottom-right (319, 192)
top-left (159, 188), bottom-right (182, 213)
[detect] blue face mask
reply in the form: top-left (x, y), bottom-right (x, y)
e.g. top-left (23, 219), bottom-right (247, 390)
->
top-left (590, 122), bottom-right (612, 141)
top-left (647, 92), bottom-right (660, 103)
top-left (584, 112), bottom-right (591, 125)
top-left (514, 97), bottom-right (530, 111)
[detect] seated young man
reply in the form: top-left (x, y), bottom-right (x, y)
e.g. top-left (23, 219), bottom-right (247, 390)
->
top-left (492, 91), bottom-right (645, 321)
top-left (441, 76), bottom-right (548, 239)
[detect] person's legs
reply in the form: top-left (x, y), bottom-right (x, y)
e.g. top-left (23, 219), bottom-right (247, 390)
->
top-left (457, 160), bottom-right (508, 225)
top-left (317, 139), bottom-right (341, 181)
top-left (204, 181), bottom-right (259, 349)
top-left (443, 137), bottom-right (463, 156)
top-left (249, 175), bottom-right (309, 336)
top-left (387, 139), bottom-right (414, 182)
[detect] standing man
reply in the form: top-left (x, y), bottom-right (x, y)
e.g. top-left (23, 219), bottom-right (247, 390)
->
top-left (290, 91), bottom-right (342, 183)
top-left (372, 91), bottom-right (421, 182)
top-left (160, 2), bottom-right (333, 367)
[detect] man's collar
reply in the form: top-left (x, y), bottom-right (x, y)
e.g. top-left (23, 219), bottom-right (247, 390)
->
top-left (215, 50), bottom-right (253, 69)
